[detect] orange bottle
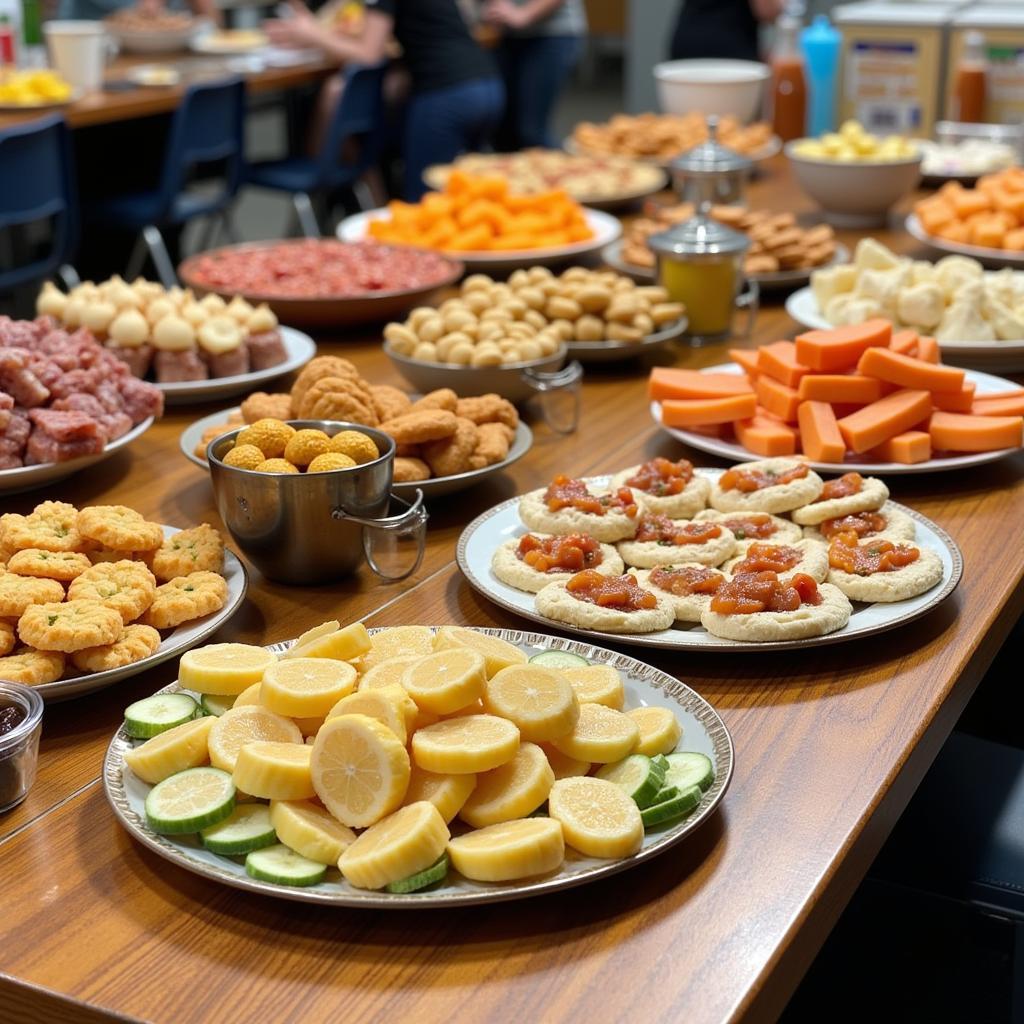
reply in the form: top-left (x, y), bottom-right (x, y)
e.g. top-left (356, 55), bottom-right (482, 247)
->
top-left (771, 11), bottom-right (807, 142)
top-left (954, 30), bottom-right (987, 123)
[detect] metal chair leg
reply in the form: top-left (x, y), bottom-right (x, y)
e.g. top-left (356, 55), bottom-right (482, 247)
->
top-left (144, 225), bottom-right (177, 288)
top-left (125, 234), bottom-right (147, 280)
top-left (57, 264), bottom-right (80, 290)
top-left (292, 192), bottom-right (320, 239)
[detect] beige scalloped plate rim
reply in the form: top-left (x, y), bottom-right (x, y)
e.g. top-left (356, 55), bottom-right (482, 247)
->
top-left (103, 627), bottom-right (733, 908)
top-left (455, 471), bottom-right (963, 653)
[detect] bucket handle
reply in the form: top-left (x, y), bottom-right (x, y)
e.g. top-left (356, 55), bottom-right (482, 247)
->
top-left (332, 490), bottom-right (428, 581)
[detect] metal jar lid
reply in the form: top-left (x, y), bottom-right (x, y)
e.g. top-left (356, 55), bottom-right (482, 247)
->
top-left (670, 114), bottom-right (754, 178)
top-left (648, 211), bottom-right (751, 259)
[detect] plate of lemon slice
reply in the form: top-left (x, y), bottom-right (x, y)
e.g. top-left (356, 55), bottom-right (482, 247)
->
top-left (104, 623), bottom-right (732, 907)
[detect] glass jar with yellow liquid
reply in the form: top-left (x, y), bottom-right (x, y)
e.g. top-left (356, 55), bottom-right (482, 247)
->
top-left (648, 210), bottom-right (758, 346)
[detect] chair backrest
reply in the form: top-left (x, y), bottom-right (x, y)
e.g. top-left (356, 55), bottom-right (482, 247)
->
top-left (0, 114), bottom-right (77, 290)
top-left (317, 63), bottom-right (386, 187)
top-left (156, 77), bottom-right (246, 219)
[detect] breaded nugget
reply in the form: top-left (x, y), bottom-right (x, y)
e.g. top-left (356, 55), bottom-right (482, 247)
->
top-left (369, 384), bottom-right (412, 422)
top-left (393, 457), bottom-right (432, 483)
top-left (395, 443), bottom-right (420, 458)
top-left (299, 376), bottom-right (377, 424)
top-left (7, 548), bottom-right (91, 582)
top-left (410, 388), bottom-right (458, 413)
top-left (290, 356), bottom-right (360, 411)
top-left (380, 409), bottom-right (458, 445)
top-left (240, 391), bottom-right (293, 423)
top-left (0, 649), bottom-right (65, 684)
top-left (468, 421), bottom-right (513, 469)
top-left (454, 394), bottom-right (519, 429)
top-left (0, 620), bottom-right (14, 657)
top-left (19, 599), bottom-right (123, 653)
top-left (6, 501), bottom-right (83, 553)
top-left (421, 417), bottom-right (478, 477)
top-left (71, 624), bottom-right (161, 673)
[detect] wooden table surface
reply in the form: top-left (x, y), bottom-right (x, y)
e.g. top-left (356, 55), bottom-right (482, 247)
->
top-left (0, 162), bottom-right (1022, 1024)
top-left (0, 52), bottom-right (335, 132)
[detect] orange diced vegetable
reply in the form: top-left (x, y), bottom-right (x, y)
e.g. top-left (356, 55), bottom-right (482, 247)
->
top-left (734, 413), bottom-right (798, 456)
top-left (797, 401), bottom-right (846, 463)
top-left (755, 376), bottom-right (801, 422)
top-left (929, 411), bottom-right (1023, 451)
top-left (870, 431), bottom-right (932, 464)
top-left (728, 348), bottom-right (761, 377)
top-left (795, 320), bottom-right (892, 372)
top-left (660, 393), bottom-right (757, 427)
top-left (756, 340), bottom-right (811, 388)
top-left (972, 393), bottom-right (1024, 417)
top-left (837, 389), bottom-right (934, 453)
top-left (916, 336), bottom-right (940, 363)
top-left (796, 374), bottom-right (883, 404)
top-left (889, 329), bottom-right (919, 355)
top-left (647, 367), bottom-right (753, 402)
top-left (857, 347), bottom-right (965, 393)
top-left (931, 381), bottom-right (976, 413)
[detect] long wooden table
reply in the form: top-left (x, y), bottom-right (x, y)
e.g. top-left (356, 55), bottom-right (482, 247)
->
top-left (0, 164), bottom-right (1022, 1024)
top-left (0, 52), bottom-right (335, 132)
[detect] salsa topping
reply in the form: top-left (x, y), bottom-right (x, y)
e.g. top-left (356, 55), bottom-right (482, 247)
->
top-left (828, 531), bottom-right (919, 576)
top-left (650, 565), bottom-right (723, 596)
top-left (819, 511), bottom-right (887, 539)
top-left (720, 514), bottom-right (778, 540)
top-left (710, 571), bottom-right (822, 615)
top-left (517, 533), bottom-right (603, 573)
top-left (635, 514), bottom-right (722, 546)
top-left (720, 461), bottom-right (809, 493)
top-left (729, 543), bottom-right (802, 574)
top-left (815, 472), bottom-right (863, 502)
top-left (625, 457), bottom-right (693, 497)
top-left (543, 475), bottom-right (638, 517)
top-left (566, 569), bottom-right (658, 611)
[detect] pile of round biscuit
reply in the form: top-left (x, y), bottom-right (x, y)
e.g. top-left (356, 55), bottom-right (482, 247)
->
top-left (384, 266), bottom-right (685, 366)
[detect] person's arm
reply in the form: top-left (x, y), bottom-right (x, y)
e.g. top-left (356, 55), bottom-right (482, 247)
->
top-left (265, 2), bottom-right (392, 64)
top-left (482, 0), bottom-right (565, 30)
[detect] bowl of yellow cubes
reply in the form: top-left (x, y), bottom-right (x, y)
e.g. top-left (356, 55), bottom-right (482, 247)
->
top-left (786, 119), bottom-right (923, 228)
top-left (0, 69), bottom-right (75, 108)
top-left (104, 621), bottom-right (733, 906)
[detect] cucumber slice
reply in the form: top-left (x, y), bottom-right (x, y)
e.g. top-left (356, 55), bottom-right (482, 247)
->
top-left (200, 693), bottom-right (236, 718)
top-left (640, 784), bottom-right (703, 828)
top-left (124, 693), bottom-right (199, 739)
top-left (145, 766), bottom-right (235, 834)
top-left (595, 754), bottom-right (665, 809)
top-left (652, 754), bottom-right (670, 772)
top-left (385, 854), bottom-right (449, 893)
top-left (650, 785), bottom-right (679, 804)
top-left (529, 650), bottom-right (590, 669)
top-left (664, 752), bottom-right (714, 794)
top-left (246, 844), bottom-right (327, 887)
top-left (201, 803), bottom-right (277, 855)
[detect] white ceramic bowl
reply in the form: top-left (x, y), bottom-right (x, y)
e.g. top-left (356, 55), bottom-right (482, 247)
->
top-left (785, 142), bottom-right (923, 228)
top-left (653, 59), bottom-right (769, 122)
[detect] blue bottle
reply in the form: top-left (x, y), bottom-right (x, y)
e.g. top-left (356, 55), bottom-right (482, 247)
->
top-left (801, 14), bottom-right (841, 137)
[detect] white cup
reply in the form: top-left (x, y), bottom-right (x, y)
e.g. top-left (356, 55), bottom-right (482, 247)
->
top-left (43, 21), bottom-right (109, 93)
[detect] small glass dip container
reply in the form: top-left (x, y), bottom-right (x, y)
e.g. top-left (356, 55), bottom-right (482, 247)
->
top-left (0, 681), bottom-right (43, 813)
top-left (670, 115), bottom-right (753, 208)
top-left (649, 208), bottom-right (758, 346)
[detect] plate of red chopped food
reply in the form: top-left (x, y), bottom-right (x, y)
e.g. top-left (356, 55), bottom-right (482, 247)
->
top-left (0, 316), bottom-right (162, 494)
top-left (179, 240), bottom-right (465, 328)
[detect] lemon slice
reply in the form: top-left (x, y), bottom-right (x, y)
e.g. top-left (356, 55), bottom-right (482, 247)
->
top-left (448, 818), bottom-right (565, 882)
top-left (233, 741), bottom-right (315, 801)
top-left (357, 654), bottom-right (426, 692)
top-left (283, 620), bottom-right (339, 656)
top-left (482, 664), bottom-right (579, 742)
top-left (260, 658), bottom-right (358, 718)
top-left (442, 699), bottom-right (485, 719)
top-left (401, 648), bottom-right (487, 714)
top-left (178, 644), bottom-right (278, 696)
top-left (627, 706), bottom-right (682, 757)
top-left (208, 705), bottom-right (303, 773)
top-left (270, 799), bottom-right (356, 864)
top-left (326, 686), bottom-right (413, 744)
top-left (403, 765), bottom-right (477, 823)
top-left (433, 626), bottom-right (527, 677)
top-left (310, 714), bottom-right (411, 828)
top-left (558, 664), bottom-right (625, 710)
top-left (551, 703), bottom-right (639, 764)
top-left (459, 742), bottom-right (554, 828)
top-left (124, 716), bottom-right (214, 785)
top-left (548, 776), bottom-right (644, 858)
top-left (286, 621), bottom-right (371, 663)
top-left (361, 626), bottom-right (434, 670)
top-left (293, 715), bottom-right (325, 738)
top-left (232, 681), bottom-right (263, 706)
top-left (539, 742), bottom-right (591, 780)
top-left (339, 801), bottom-right (450, 890)
top-left (412, 714), bottom-right (520, 775)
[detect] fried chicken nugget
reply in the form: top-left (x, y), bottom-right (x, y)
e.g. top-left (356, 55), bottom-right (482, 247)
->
top-left (299, 377), bottom-right (377, 425)
top-left (380, 409), bottom-right (458, 445)
top-left (468, 421), bottom-right (513, 469)
top-left (369, 384), bottom-right (413, 422)
top-left (290, 356), bottom-right (360, 411)
top-left (421, 417), bottom-right (478, 477)
top-left (393, 457), bottom-right (432, 483)
top-left (395, 443), bottom-right (421, 458)
top-left (411, 388), bottom-right (458, 413)
top-left (455, 394), bottom-right (519, 429)
top-left (241, 392), bottom-right (293, 424)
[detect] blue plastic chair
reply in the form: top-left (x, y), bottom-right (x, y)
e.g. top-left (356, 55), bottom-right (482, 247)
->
top-left (0, 114), bottom-right (78, 291)
top-left (245, 64), bottom-right (386, 237)
top-left (87, 78), bottom-right (246, 287)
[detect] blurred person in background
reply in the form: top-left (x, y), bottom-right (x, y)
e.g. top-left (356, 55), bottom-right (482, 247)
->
top-left (56, 0), bottom-right (217, 24)
top-left (267, 0), bottom-right (504, 200)
top-left (482, 0), bottom-right (587, 150)
top-left (669, 0), bottom-right (783, 61)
